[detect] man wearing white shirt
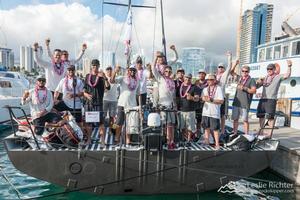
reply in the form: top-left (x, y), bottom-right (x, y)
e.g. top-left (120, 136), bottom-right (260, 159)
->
top-left (33, 42), bottom-right (66, 93)
top-left (54, 65), bottom-right (84, 123)
top-left (201, 74), bottom-right (224, 149)
top-left (136, 56), bottom-right (149, 106)
top-left (111, 65), bottom-right (141, 145)
top-left (21, 75), bottom-right (61, 135)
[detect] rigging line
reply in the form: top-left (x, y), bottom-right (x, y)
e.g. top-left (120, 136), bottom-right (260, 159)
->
top-left (0, 167), bottom-right (22, 200)
top-left (101, 0), bottom-right (104, 68)
top-left (107, 3), bottom-right (120, 53)
top-left (114, 20), bottom-right (126, 56)
top-left (22, 144), bottom-right (280, 199)
top-left (152, 0), bottom-right (157, 62)
top-left (132, 17), bottom-right (142, 56)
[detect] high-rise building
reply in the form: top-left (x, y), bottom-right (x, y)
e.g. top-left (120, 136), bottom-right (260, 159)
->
top-left (100, 51), bottom-right (116, 69)
top-left (181, 47), bottom-right (206, 77)
top-left (239, 3), bottom-right (273, 65)
top-left (20, 45), bottom-right (38, 72)
top-left (0, 47), bottom-right (14, 68)
top-left (82, 58), bottom-right (91, 76)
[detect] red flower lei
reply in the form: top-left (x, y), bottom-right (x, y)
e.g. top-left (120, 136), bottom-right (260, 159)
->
top-left (125, 76), bottom-right (138, 91)
top-left (180, 83), bottom-right (192, 98)
top-left (51, 60), bottom-right (64, 76)
top-left (263, 74), bottom-right (277, 87)
top-left (137, 69), bottom-right (143, 80)
top-left (208, 85), bottom-right (217, 99)
top-left (88, 73), bottom-right (99, 88)
top-left (239, 75), bottom-right (250, 87)
top-left (34, 86), bottom-right (47, 104)
top-left (164, 77), bottom-right (175, 91)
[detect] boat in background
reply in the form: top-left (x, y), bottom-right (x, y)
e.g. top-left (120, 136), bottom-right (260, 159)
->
top-left (0, 71), bottom-right (30, 128)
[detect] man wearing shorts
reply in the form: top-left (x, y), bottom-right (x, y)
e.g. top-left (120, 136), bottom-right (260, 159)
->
top-left (178, 73), bottom-right (200, 144)
top-left (201, 74), bottom-right (224, 149)
top-left (83, 59), bottom-right (110, 144)
top-left (230, 63), bottom-right (256, 135)
top-left (256, 60), bottom-right (292, 137)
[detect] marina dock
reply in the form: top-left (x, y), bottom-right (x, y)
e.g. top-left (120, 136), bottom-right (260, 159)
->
top-left (246, 118), bottom-right (300, 185)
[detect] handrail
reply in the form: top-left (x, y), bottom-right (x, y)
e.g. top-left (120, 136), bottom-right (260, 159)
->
top-left (3, 105), bottom-right (40, 149)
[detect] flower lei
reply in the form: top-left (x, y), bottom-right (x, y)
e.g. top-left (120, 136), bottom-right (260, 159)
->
top-left (64, 76), bottom-right (77, 92)
top-left (52, 60), bottom-right (64, 76)
top-left (34, 85), bottom-right (47, 104)
top-left (197, 80), bottom-right (208, 89)
top-left (137, 69), bottom-right (144, 80)
top-left (88, 73), bottom-right (99, 88)
top-left (125, 76), bottom-right (138, 91)
top-left (208, 85), bottom-right (217, 99)
top-left (164, 77), bottom-right (175, 91)
top-left (180, 83), bottom-right (192, 98)
top-left (263, 74), bottom-right (277, 87)
top-left (239, 75), bottom-right (250, 87)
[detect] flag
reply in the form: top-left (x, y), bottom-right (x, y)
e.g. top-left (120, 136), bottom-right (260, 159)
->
top-left (123, 8), bottom-right (132, 56)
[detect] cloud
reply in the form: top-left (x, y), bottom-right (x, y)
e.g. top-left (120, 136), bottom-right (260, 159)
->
top-left (0, 0), bottom-right (299, 66)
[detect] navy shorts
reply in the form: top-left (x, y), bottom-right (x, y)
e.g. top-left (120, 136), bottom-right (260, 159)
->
top-left (257, 99), bottom-right (277, 119)
top-left (202, 116), bottom-right (220, 131)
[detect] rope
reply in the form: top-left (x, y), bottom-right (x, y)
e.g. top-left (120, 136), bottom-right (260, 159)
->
top-left (0, 166), bottom-right (22, 200)
top-left (132, 18), bottom-right (142, 55)
top-left (152, 0), bottom-right (157, 62)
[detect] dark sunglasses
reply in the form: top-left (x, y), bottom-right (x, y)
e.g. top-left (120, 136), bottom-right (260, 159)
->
top-left (165, 70), bottom-right (172, 73)
top-left (37, 79), bottom-right (46, 82)
top-left (242, 70), bottom-right (249, 73)
top-left (129, 69), bottom-right (136, 72)
top-left (218, 66), bottom-right (224, 69)
top-left (207, 79), bottom-right (215, 81)
top-left (68, 69), bottom-right (75, 71)
top-left (267, 68), bottom-right (274, 71)
top-left (62, 53), bottom-right (69, 56)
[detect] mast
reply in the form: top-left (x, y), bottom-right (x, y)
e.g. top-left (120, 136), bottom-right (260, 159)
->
top-left (126, 0), bottom-right (132, 67)
top-left (160, 0), bottom-right (167, 62)
top-left (236, 0), bottom-right (243, 59)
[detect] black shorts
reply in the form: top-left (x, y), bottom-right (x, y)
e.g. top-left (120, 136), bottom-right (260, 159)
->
top-left (257, 99), bottom-right (277, 119)
top-left (202, 116), bottom-right (220, 131)
top-left (54, 101), bottom-right (82, 123)
top-left (84, 104), bottom-right (105, 125)
top-left (116, 106), bottom-right (125, 126)
top-left (195, 103), bottom-right (204, 124)
top-left (137, 93), bottom-right (147, 106)
top-left (32, 112), bottom-right (62, 135)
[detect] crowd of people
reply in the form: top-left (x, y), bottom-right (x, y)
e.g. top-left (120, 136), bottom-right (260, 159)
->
top-left (21, 41), bottom-right (293, 150)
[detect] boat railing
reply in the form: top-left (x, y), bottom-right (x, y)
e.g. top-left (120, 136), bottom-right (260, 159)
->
top-left (3, 105), bottom-right (40, 149)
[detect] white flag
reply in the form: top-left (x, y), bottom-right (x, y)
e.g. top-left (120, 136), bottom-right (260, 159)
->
top-left (123, 8), bottom-right (132, 56)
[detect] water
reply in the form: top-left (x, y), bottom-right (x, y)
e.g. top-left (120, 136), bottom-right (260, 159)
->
top-left (0, 129), bottom-right (297, 200)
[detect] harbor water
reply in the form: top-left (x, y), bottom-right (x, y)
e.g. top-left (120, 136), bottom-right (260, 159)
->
top-left (0, 129), bottom-right (297, 200)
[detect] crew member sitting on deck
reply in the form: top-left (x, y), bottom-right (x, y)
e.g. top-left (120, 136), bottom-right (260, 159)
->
top-left (111, 65), bottom-right (141, 145)
top-left (178, 73), bottom-right (200, 145)
top-left (201, 74), bottom-right (224, 149)
top-left (256, 60), bottom-right (292, 138)
top-left (83, 59), bottom-right (110, 145)
top-left (21, 75), bottom-right (61, 135)
top-left (230, 61), bottom-right (256, 135)
top-left (151, 52), bottom-right (176, 149)
top-left (54, 65), bottom-right (84, 123)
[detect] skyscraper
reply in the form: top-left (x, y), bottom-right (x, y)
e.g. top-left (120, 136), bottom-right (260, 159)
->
top-left (0, 47), bottom-right (14, 68)
top-left (239, 3), bottom-right (273, 65)
top-left (20, 45), bottom-right (38, 72)
top-left (181, 47), bottom-right (206, 77)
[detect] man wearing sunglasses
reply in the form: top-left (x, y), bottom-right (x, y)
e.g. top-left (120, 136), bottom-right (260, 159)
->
top-left (152, 52), bottom-right (177, 149)
top-left (54, 65), bottom-right (84, 123)
top-left (21, 75), bottom-right (61, 136)
top-left (175, 68), bottom-right (185, 110)
top-left (230, 61), bottom-right (256, 135)
top-left (111, 65), bottom-right (141, 145)
top-left (256, 60), bottom-right (292, 138)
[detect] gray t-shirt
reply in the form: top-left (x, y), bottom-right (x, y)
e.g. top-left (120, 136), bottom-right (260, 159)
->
top-left (261, 74), bottom-right (284, 99)
top-left (233, 76), bottom-right (256, 109)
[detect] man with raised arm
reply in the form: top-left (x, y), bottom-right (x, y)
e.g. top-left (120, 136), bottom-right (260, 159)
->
top-left (136, 56), bottom-right (149, 106)
top-left (151, 52), bottom-right (177, 149)
top-left (33, 42), bottom-right (65, 94)
top-left (256, 60), bottom-right (292, 138)
top-left (45, 38), bottom-right (87, 66)
top-left (111, 65), bottom-right (141, 145)
top-left (216, 51), bottom-right (233, 136)
top-left (201, 74), bottom-right (224, 150)
top-left (230, 61), bottom-right (256, 135)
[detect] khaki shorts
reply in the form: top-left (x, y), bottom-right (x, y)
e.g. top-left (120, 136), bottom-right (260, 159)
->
top-left (160, 111), bottom-right (176, 124)
top-left (178, 111), bottom-right (197, 132)
top-left (232, 106), bottom-right (249, 122)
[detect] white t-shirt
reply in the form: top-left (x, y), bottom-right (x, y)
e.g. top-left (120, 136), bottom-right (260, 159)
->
top-left (33, 51), bottom-right (66, 91)
top-left (115, 76), bottom-right (140, 108)
top-left (21, 88), bottom-right (53, 120)
top-left (56, 77), bottom-right (84, 109)
top-left (103, 77), bottom-right (118, 102)
top-left (201, 85), bottom-right (224, 119)
top-left (151, 65), bottom-right (175, 107)
top-left (137, 69), bottom-right (149, 94)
